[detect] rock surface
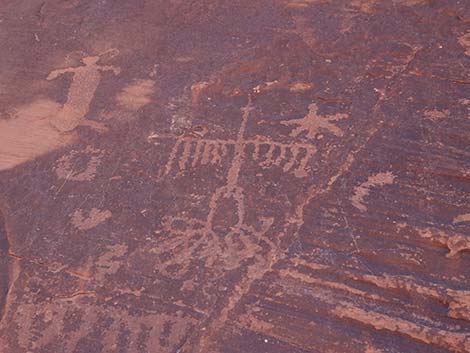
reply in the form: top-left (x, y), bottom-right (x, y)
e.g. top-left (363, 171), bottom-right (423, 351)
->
top-left (0, 0), bottom-right (469, 352)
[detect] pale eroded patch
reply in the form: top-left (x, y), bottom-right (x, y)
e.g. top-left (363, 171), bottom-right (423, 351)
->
top-left (458, 32), bottom-right (470, 57)
top-left (289, 82), bottom-right (313, 92)
top-left (116, 79), bottom-right (155, 110)
top-left (453, 213), bottom-right (470, 224)
top-left (285, 0), bottom-right (328, 8)
top-left (350, 0), bottom-right (427, 13)
top-left (190, 81), bottom-right (210, 106)
top-left (423, 109), bottom-right (450, 121)
top-left (0, 99), bottom-right (74, 171)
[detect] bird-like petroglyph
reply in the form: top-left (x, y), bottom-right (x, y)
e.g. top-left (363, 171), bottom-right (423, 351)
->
top-left (281, 103), bottom-right (349, 139)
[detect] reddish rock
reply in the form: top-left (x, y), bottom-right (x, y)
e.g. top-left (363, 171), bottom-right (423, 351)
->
top-left (0, 1), bottom-right (469, 352)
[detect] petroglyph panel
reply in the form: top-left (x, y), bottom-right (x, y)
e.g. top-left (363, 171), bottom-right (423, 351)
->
top-left (0, 1), bottom-right (469, 353)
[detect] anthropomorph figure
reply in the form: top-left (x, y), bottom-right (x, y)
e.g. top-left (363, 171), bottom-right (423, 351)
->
top-left (47, 55), bottom-right (120, 132)
top-left (0, 52), bottom-right (120, 171)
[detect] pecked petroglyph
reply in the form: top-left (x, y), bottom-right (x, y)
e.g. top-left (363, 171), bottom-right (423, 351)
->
top-left (150, 98), bottom-right (318, 300)
top-left (351, 172), bottom-right (396, 211)
top-left (47, 55), bottom-right (120, 131)
top-left (156, 136), bottom-right (234, 176)
top-left (285, 0), bottom-right (328, 8)
top-left (153, 103), bottom-right (319, 179)
top-left (150, 96), bottom-right (357, 352)
top-left (248, 137), bottom-right (315, 177)
top-left (2, 1), bottom-right (470, 352)
top-left (160, 215), bottom-right (274, 278)
top-left (70, 208), bottom-right (112, 231)
top-left (0, 296), bottom-right (195, 353)
top-left (54, 146), bottom-right (104, 181)
top-left (0, 53), bottom-right (120, 172)
top-left (289, 82), bottom-right (314, 92)
top-left (281, 103), bottom-right (349, 139)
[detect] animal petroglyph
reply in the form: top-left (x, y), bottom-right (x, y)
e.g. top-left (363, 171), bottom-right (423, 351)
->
top-left (281, 103), bottom-right (348, 139)
top-left (47, 55), bottom-right (120, 132)
top-left (351, 172), bottom-right (396, 211)
top-left (158, 135), bottom-right (315, 178)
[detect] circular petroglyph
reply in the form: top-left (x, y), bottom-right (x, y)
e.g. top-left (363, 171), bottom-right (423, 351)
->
top-left (54, 146), bottom-right (105, 182)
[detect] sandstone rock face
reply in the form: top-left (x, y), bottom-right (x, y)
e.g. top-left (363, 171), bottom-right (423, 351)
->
top-left (0, 1), bottom-right (469, 352)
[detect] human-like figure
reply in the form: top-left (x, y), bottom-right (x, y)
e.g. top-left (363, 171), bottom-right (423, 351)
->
top-left (47, 55), bottom-right (120, 132)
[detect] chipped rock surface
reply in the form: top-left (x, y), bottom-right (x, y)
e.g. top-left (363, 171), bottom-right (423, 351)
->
top-left (0, 1), bottom-right (469, 352)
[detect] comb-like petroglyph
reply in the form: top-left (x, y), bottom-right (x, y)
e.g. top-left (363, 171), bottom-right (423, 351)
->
top-left (156, 136), bottom-right (234, 176)
top-left (153, 101), bottom-right (319, 179)
top-left (245, 137), bottom-right (316, 177)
